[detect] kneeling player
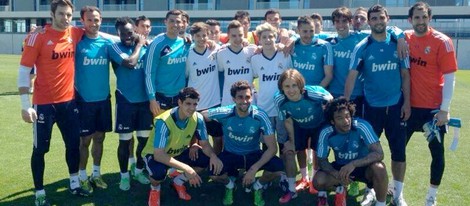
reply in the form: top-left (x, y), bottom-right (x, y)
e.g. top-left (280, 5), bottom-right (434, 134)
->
top-left (314, 98), bottom-right (388, 206)
top-left (203, 80), bottom-right (284, 206)
top-left (143, 87), bottom-right (222, 206)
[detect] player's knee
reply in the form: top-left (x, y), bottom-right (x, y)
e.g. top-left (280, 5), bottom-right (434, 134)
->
top-left (312, 171), bottom-right (329, 189)
top-left (32, 147), bottom-right (49, 156)
top-left (370, 162), bottom-right (388, 179)
top-left (93, 132), bottom-right (105, 144)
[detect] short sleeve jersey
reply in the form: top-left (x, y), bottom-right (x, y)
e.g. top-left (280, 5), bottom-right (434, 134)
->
top-left (186, 47), bottom-right (221, 110)
top-left (20, 26), bottom-right (83, 105)
top-left (291, 38), bottom-right (333, 85)
top-left (404, 28), bottom-right (458, 109)
top-left (142, 107), bottom-right (208, 157)
top-left (274, 85), bottom-right (333, 129)
top-left (251, 51), bottom-right (291, 117)
top-left (75, 35), bottom-right (113, 102)
top-left (208, 105), bottom-right (273, 155)
top-left (217, 46), bottom-right (255, 106)
top-left (326, 33), bottom-right (366, 98)
top-left (109, 42), bottom-right (148, 103)
top-left (349, 33), bottom-right (410, 107)
top-left (145, 34), bottom-right (190, 99)
top-left (317, 118), bottom-right (379, 165)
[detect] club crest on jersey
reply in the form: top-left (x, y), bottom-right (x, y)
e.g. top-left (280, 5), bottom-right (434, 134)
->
top-left (249, 127), bottom-right (255, 134)
top-left (246, 58), bottom-right (251, 64)
top-left (352, 141), bottom-right (359, 149)
top-left (278, 63), bottom-right (284, 70)
top-left (311, 53), bottom-right (317, 60)
top-left (80, 48), bottom-right (88, 54)
top-left (424, 46), bottom-right (431, 54)
top-left (380, 49), bottom-right (384, 52)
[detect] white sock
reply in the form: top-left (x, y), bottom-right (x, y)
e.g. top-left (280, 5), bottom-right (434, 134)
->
top-left (428, 186), bottom-right (438, 197)
top-left (253, 179), bottom-right (263, 190)
top-left (135, 168), bottom-right (144, 175)
top-left (70, 175), bottom-right (80, 189)
top-left (287, 177), bottom-right (296, 192)
top-left (129, 157), bottom-right (136, 165)
top-left (393, 180), bottom-right (404, 198)
top-left (151, 184), bottom-right (161, 191)
top-left (300, 167), bottom-right (309, 180)
top-left (35, 189), bottom-right (46, 198)
top-left (120, 172), bottom-right (130, 179)
top-left (307, 149), bottom-right (313, 164)
top-left (376, 201), bottom-right (386, 206)
top-left (173, 174), bottom-right (188, 186)
top-left (336, 185), bottom-right (344, 193)
top-left (92, 165), bottom-right (101, 177)
top-left (225, 178), bottom-right (235, 189)
top-left (79, 169), bottom-right (88, 181)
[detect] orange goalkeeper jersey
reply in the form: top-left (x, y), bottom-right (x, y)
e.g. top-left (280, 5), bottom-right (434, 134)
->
top-left (21, 26), bottom-right (83, 105)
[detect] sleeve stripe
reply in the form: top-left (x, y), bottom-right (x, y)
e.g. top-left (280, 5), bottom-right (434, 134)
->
top-left (356, 121), bottom-right (378, 144)
top-left (145, 36), bottom-right (164, 96)
top-left (157, 123), bottom-right (168, 148)
top-left (27, 33), bottom-right (38, 47)
top-left (255, 109), bottom-right (274, 135)
top-left (317, 126), bottom-right (333, 158)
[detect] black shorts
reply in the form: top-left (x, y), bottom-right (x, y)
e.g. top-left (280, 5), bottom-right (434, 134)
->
top-left (144, 149), bottom-right (210, 181)
top-left (115, 91), bottom-right (153, 133)
top-left (332, 161), bottom-right (372, 187)
top-left (293, 122), bottom-right (324, 152)
top-left (364, 99), bottom-right (406, 162)
top-left (155, 92), bottom-right (179, 111)
top-left (215, 150), bottom-right (284, 176)
top-left (77, 98), bottom-right (112, 136)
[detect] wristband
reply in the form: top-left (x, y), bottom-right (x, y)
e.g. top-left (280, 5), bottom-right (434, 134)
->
top-left (20, 94), bottom-right (31, 110)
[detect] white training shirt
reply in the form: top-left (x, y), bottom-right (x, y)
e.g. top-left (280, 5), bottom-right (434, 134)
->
top-left (217, 45), bottom-right (256, 106)
top-left (186, 46), bottom-right (221, 110)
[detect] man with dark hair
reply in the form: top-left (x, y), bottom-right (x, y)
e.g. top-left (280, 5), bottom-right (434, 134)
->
top-left (404, 2), bottom-right (458, 206)
top-left (135, 15), bottom-right (152, 44)
top-left (203, 80), bottom-right (284, 206)
top-left (18, 0), bottom-right (90, 205)
top-left (145, 9), bottom-right (191, 117)
top-left (76, 5), bottom-right (114, 193)
top-left (205, 19), bottom-right (222, 44)
top-left (143, 87), bottom-right (222, 206)
top-left (314, 98), bottom-right (388, 206)
top-left (345, 4), bottom-right (410, 206)
top-left (353, 7), bottom-right (368, 31)
top-left (109, 16), bottom-right (151, 191)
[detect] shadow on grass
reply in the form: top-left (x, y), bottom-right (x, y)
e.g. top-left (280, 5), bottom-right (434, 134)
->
top-left (0, 172), bottom-right (363, 205)
top-left (0, 91), bottom-right (20, 96)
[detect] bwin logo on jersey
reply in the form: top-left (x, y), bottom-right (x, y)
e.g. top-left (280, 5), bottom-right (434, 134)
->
top-left (227, 67), bottom-right (250, 75)
top-left (228, 132), bottom-right (253, 142)
top-left (167, 56), bottom-right (187, 65)
top-left (372, 61), bottom-right (398, 72)
top-left (338, 151), bottom-right (358, 160)
top-left (293, 115), bottom-right (314, 123)
top-left (334, 50), bottom-right (352, 59)
top-left (196, 64), bottom-right (216, 76)
top-left (83, 56), bottom-right (108, 66)
top-left (293, 60), bottom-right (315, 71)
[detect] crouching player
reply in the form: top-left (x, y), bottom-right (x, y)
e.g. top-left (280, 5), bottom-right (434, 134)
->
top-left (314, 98), bottom-right (388, 206)
top-left (142, 87), bottom-right (223, 206)
top-left (202, 80), bottom-right (284, 206)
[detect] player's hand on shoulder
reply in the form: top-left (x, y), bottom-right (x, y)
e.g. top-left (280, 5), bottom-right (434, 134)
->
top-left (189, 143), bottom-right (202, 161)
top-left (21, 108), bottom-right (37, 123)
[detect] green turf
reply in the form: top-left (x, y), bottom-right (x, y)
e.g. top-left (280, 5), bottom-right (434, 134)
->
top-left (0, 54), bottom-right (469, 205)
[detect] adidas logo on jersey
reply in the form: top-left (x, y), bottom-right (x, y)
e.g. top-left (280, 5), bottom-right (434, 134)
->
top-left (52, 49), bottom-right (74, 60)
top-left (293, 59), bottom-right (315, 71)
top-left (227, 67), bottom-right (249, 75)
top-left (372, 61), bottom-right (398, 72)
top-left (160, 45), bottom-right (172, 57)
top-left (47, 40), bottom-right (54, 46)
top-left (367, 55), bottom-right (375, 60)
top-left (226, 60), bottom-right (230, 64)
top-left (196, 64), bottom-right (216, 76)
top-left (83, 56), bottom-right (108, 66)
top-left (193, 62), bottom-right (197, 66)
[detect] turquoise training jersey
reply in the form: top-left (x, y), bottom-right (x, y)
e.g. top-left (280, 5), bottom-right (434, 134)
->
top-left (291, 38), bottom-right (333, 85)
top-left (349, 33), bottom-right (410, 107)
top-left (109, 42), bottom-right (148, 103)
top-left (317, 118), bottom-right (379, 165)
top-left (274, 85), bottom-right (333, 129)
top-left (208, 104), bottom-right (273, 155)
top-left (144, 34), bottom-right (190, 99)
top-left (75, 36), bottom-right (113, 102)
